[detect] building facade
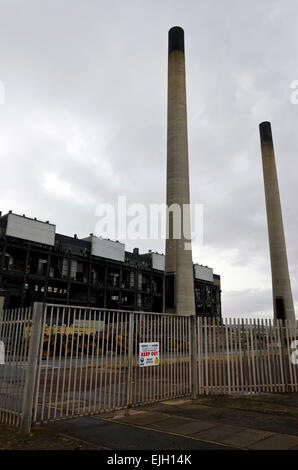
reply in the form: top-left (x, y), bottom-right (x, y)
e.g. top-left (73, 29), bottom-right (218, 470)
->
top-left (0, 211), bottom-right (221, 317)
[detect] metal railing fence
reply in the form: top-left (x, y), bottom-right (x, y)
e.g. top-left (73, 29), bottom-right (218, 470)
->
top-left (0, 307), bottom-right (32, 428)
top-left (0, 302), bottom-right (297, 433)
top-left (197, 317), bottom-right (298, 395)
top-left (32, 305), bottom-right (191, 425)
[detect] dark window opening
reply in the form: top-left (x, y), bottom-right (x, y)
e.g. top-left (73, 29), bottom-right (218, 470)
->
top-left (275, 297), bottom-right (285, 320)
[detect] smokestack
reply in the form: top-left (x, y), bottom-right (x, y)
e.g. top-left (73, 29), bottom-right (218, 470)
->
top-left (164, 27), bottom-right (195, 315)
top-left (259, 121), bottom-right (295, 325)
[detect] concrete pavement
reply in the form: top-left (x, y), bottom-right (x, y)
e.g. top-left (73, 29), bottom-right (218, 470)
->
top-left (53, 393), bottom-right (298, 450)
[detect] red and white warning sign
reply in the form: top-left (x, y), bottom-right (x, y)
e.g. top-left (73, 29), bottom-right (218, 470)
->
top-left (139, 342), bottom-right (159, 367)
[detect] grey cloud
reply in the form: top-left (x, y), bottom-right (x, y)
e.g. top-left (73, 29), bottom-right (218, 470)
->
top-left (0, 0), bottom-right (297, 318)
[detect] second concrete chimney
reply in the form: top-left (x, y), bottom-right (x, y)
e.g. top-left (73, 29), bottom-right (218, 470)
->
top-left (259, 121), bottom-right (295, 325)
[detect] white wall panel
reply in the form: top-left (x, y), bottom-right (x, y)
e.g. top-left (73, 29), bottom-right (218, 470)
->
top-left (194, 264), bottom-right (213, 282)
top-left (84, 236), bottom-right (125, 262)
top-left (152, 253), bottom-right (165, 271)
top-left (6, 214), bottom-right (55, 246)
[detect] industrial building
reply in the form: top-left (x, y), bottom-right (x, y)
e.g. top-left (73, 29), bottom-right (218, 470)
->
top-left (0, 211), bottom-right (221, 316)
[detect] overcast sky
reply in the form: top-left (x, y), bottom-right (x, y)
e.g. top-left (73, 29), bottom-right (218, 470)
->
top-left (0, 0), bottom-right (297, 318)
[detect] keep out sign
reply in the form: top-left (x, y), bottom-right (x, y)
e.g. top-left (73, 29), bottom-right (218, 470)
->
top-left (139, 342), bottom-right (159, 367)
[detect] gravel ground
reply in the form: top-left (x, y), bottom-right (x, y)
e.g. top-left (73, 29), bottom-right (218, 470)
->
top-left (0, 423), bottom-right (107, 450)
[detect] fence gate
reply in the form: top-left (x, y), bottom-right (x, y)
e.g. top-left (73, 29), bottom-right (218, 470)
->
top-left (32, 304), bottom-right (192, 425)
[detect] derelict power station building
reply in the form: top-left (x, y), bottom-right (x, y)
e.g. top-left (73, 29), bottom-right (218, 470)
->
top-left (0, 211), bottom-right (221, 316)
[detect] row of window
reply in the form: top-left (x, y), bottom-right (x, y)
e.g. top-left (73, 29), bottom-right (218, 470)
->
top-left (2, 254), bottom-right (163, 291)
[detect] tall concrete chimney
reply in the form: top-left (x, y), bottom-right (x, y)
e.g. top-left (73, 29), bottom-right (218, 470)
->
top-left (164, 27), bottom-right (195, 315)
top-left (259, 121), bottom-right (295, 324)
